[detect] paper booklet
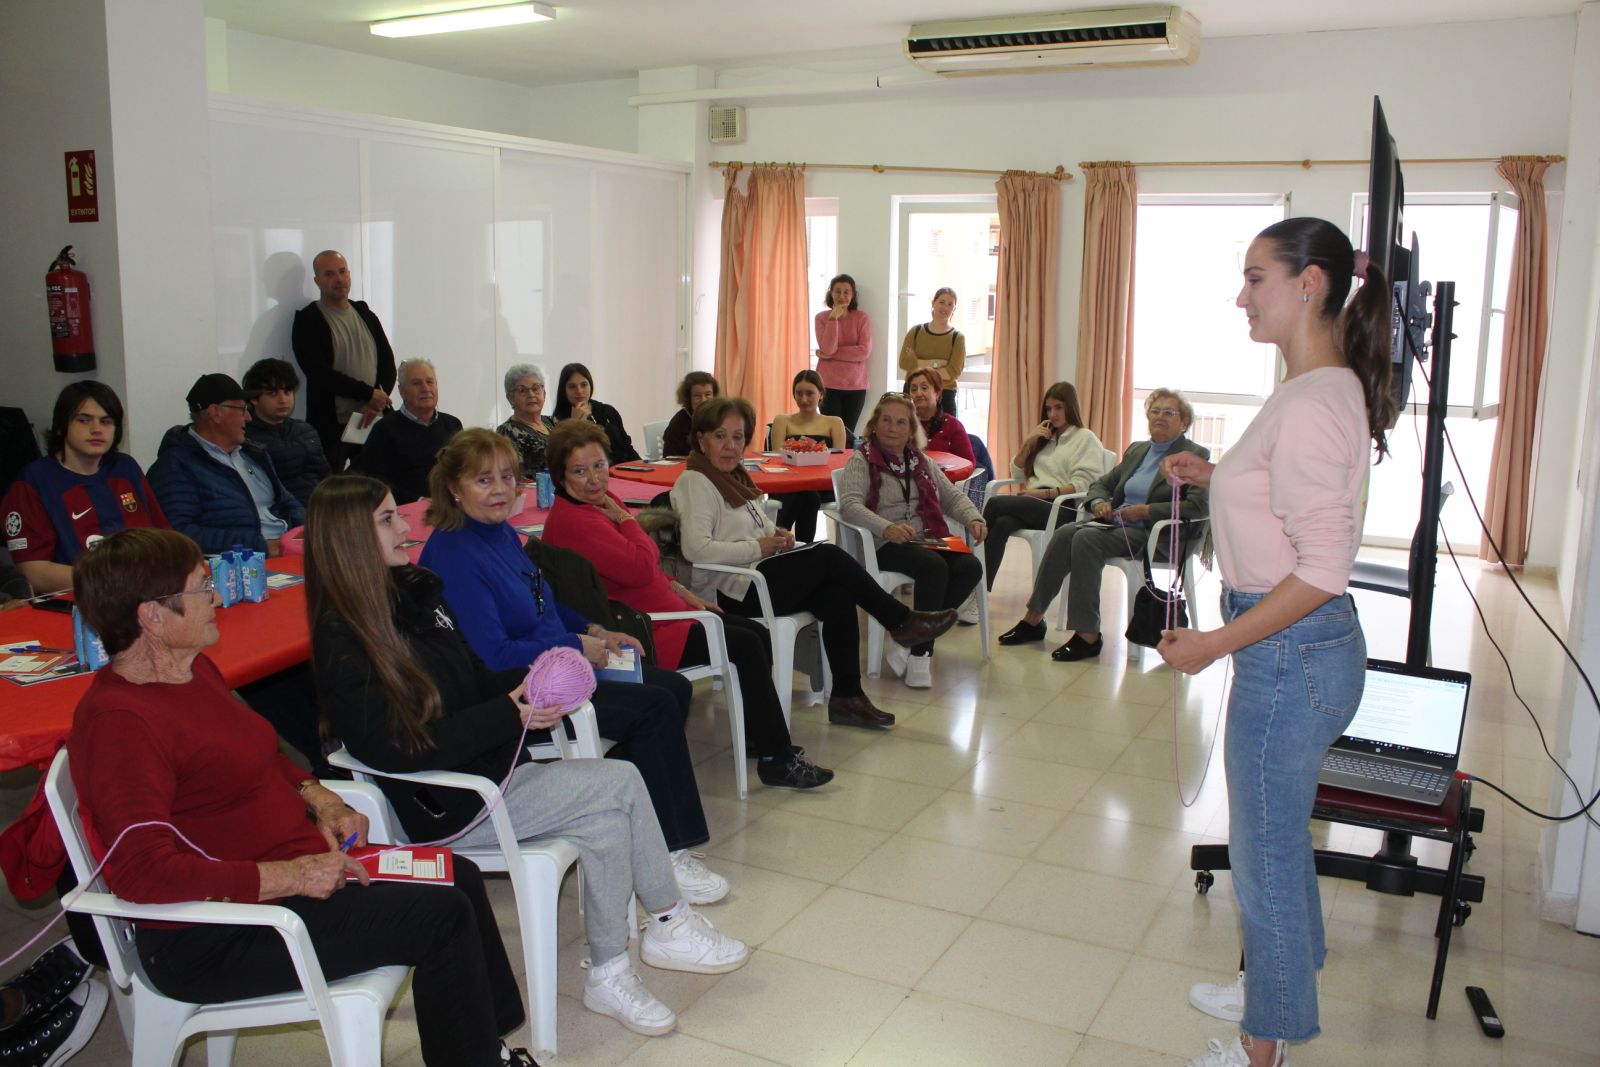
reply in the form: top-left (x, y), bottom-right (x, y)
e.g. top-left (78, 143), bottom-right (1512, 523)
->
top-left (348, 845), bottom-right (455, 884)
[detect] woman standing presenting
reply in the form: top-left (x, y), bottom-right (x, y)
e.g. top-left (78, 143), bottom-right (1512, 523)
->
top-left (898, 288), bottom-right (965, 415)
top-left (1159, 217), bottom-right (1393, 1067)
top-left (813, 274), bottom-right (871, 434)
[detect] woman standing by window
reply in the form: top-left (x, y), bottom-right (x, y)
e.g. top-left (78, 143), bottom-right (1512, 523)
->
top-left (813, 274), bottom-right (871, 435)
top-left (1160, 217), bottom-right (1393, 1067)
top-left (899, 288), bottom-right (965, 415)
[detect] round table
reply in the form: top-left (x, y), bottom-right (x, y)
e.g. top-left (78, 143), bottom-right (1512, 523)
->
top-left (610, 450), bottom-right (975, 494)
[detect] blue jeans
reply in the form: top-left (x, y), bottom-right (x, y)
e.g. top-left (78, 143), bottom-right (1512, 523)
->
top-left (1223, 588), bottom-right (1365, 1043)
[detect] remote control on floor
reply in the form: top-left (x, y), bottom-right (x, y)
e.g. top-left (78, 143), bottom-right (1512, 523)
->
top-left (1465, 986), bottom-right (1504, 1038)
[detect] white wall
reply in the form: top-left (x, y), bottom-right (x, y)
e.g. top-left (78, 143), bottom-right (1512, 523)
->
top-left (528, 77), bottom-right (639, 154)
top-left (209, 23), bottom-right (539, 139)
top-left (684, 16), bottom-right (1577, 564)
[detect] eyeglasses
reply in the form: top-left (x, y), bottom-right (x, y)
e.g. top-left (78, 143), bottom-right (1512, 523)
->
top-left (155, 577), bottom-right (216, 603)
top-left (1147, 406), bottom-right (1183, 419)
top-left (219, 403), bottom-right (250, 415)
top-left (511, 385), bottom-right (543, 396)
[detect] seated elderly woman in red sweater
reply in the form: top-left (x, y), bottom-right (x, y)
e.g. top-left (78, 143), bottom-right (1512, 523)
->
top-left (65, 528), bottom-right (536, 1066)
top-left (903, 368), bottom-right (974, 466)
top-left (540, 420), bottom-right (832, 790)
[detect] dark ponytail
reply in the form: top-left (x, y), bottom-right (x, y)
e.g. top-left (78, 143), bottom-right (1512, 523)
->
top-left (1257, 218), bottom-right (1396, 459)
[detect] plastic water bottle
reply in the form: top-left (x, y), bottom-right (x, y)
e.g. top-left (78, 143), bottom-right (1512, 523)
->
top-left (536, 471), bottom-right (554, 510)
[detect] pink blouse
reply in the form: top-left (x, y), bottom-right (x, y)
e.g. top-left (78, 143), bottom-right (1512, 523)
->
top-left (1209, 367), bottom-right (1369, 596)
top-left (814, 309), bottom-right (873, 392)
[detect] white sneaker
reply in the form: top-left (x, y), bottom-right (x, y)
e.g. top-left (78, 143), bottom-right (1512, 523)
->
top-left (1189, 970), bottom-right (1245, 1022)
top-left (583, 952), bottom-right (676, 1036)
top-left (1184, 1036), bottom-right (1286, 1067)
top-left (670, 850), bottom-right (728, 904)
top-left (957, 593), bottom-right (980, 626)
top-left (904, 652), bottom-right (933, 689)
top-left (885, 641), bottom-right (909, 678)
top-left (640, 906), bottom-right (750, 975)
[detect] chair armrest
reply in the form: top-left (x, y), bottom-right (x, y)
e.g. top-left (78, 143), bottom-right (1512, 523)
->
top-left (981, 478), bottom-right (1022, 507)
top-left (320, 779), bottom-right (397, 845)
top-left (694, 562), bottom-right (777, 623)
top-left (1042, 491), bottom-right (1086, 536)
top-left (1146, 517), bottom-right (1208, 567)
top-left (649, 611), bottom-right (732, 671)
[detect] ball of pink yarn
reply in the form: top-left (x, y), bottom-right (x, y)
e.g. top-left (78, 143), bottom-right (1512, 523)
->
top-left (524, 645), bottom-right (596, 711)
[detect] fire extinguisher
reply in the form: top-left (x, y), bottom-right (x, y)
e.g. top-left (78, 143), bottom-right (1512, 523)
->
top-left (46, 245), bottom-right (95, 374)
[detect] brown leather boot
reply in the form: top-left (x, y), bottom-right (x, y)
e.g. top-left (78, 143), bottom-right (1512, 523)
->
top-left (827, 694), bottom-right (896, 729)
top-left (887, 608), bottom-right (958, 648)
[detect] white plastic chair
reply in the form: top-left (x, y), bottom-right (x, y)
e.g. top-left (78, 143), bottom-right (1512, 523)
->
top-left (830, 468), bottom-right (990, 676)
top-left (692, 562), bottom-right (827, 721)
top-left (44, 749), bottom-right (408, 1067)
top-left (1111, 516), bottom-right (1208, 660)
top-left (326, 712), bottom-right (594, 1062)
top-left (977, 446), bottom-right (1116, 589)
top-left (641, 419), bottom-right (671, 461)
top-left (648, 609), bottom-right (750, 797)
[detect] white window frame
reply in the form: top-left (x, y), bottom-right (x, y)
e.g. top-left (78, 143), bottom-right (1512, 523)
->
top-left (891, 195), bottom-right (998, 356)
top-left (1350, 190), bottom-right (1516, 421)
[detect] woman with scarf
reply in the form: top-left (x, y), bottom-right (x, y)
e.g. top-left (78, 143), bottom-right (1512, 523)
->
top-left (837, 393), bottom-right (986, 689)
top-left (903, 368), bottom-right (974, 465)
top-left (671, 397), bottom-right (958, 730)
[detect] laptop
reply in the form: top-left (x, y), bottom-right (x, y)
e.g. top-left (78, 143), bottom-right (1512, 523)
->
top-left (1316, 659), bottom-right (1471, 806)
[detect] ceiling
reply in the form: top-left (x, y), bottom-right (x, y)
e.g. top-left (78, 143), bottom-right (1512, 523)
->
top-left (204, 0), bottom-right (1584, 88)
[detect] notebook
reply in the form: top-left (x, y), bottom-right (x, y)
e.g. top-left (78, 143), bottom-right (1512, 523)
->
top-left (1316, 658), bottom-right (1471, 806)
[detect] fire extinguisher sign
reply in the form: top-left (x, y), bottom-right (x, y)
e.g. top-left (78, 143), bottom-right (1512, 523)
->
top-left (65, 150), bottom-right (99, 223)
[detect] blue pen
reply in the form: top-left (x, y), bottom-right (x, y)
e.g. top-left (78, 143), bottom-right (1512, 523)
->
top-left (339, 833), bottom-right (359, 852)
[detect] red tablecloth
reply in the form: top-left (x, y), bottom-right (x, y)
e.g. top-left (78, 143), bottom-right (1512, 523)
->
top-left (0, 559), bottom-right (310, 772)
top-left (611, 451), bottom-right (975, 494)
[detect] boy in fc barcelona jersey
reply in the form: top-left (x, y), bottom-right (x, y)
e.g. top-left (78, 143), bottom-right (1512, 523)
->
top-left (1, 382), bottom-right (166, 595)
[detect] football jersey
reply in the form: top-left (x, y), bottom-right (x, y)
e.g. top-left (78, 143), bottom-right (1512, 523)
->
top-left (2, 453), bottom-right (169, 565)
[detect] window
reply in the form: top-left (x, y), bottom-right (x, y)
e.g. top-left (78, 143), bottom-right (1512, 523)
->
top-left (893, 198), bottom-right (1001, 435)
top-left (1130, 197), bottom-right (1287, 461)
top-left (804, 198), bottom-right (838, 315)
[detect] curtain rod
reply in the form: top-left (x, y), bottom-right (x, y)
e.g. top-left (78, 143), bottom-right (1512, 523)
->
top-left (1090, 155), bottom-right (1565, 170)
top-left (711, 161), bottom-right (1073, 181)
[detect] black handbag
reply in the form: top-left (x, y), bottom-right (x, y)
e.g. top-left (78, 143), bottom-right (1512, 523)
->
top-left (1125, 557), bottom-right (1188, 648)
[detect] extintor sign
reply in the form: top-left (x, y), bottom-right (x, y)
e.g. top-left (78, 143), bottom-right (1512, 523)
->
top-left (65, 150), bottom-right (99, 223)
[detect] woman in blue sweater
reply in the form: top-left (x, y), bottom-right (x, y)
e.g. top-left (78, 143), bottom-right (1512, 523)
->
top-left (418, 430), bottom-right (728, 904)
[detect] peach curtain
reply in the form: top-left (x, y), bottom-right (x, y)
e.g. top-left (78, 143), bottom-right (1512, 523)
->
top-left (1479, 158), bottom-right (1551, 566)
top-left (714, 165), bottom-right (809, 434)
top-left (988, 172), bottom-right (1062, 460)
top-left (1073, 163), bottom-right (1138, 453)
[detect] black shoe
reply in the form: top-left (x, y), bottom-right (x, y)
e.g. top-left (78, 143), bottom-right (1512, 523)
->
top-left (0, 976), bottom-right (107, 1067)
top-left (758, 747), bottom-right (835, 789)
top-left (1050, 634), bottom-right (1103, 662)
top-left (501, 1044), bottom-right (541, 1066)
top-left (997, 619), bottom-right (1047, 645)
top-left (827, 694), bottom-right (896, 729)
top-left (0, 940), bottom-right (90, 1037)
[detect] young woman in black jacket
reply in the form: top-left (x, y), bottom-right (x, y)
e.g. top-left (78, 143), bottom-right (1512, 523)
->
top-left (305, 475), bottom-right (748, 1038)
top-left (552, 363), bottom-right (639, 463)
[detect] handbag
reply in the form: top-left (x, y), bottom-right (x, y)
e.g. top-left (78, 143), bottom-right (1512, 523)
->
top-left (1124, 556), bottom-right (1188, 648)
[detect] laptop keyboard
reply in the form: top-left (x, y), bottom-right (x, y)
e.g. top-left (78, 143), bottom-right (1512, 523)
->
top-left (1321, 751), bottom-right (1451, 795)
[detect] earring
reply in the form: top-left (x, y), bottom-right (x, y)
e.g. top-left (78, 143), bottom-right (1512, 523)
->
top-left (1302, 294), bottom-right (1310, 303)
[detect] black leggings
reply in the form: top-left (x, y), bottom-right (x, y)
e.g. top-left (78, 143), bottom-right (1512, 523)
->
top-left (138, 858), bottom-right (520, 1067)
top-left (820, 389), bottom-right (866, 438)
top-left (876, 543), bottom-right (983, 654)
top-left (773, 490), bottom-right (835, 543)
top-left (980, 494), bottom-right (1058, 589)
top-left (718, 543), bottom-right (910, 699)
top-left (680, 613), bottom-right (792, 758)
top-left (591, 668), bottom-right (707, 851)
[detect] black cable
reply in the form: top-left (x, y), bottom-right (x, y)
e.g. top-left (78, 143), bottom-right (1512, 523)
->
top-left (1405, 349), bottom-right (1600, 824)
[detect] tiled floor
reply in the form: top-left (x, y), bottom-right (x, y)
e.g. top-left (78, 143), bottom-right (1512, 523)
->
top-left (5, 549), bottom-right (1599, 1066)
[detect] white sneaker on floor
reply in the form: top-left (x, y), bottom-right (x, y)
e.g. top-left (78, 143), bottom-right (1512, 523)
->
top-left (670, 849), bottom-right (728, 904)
top-left (885, 641), bottom-right (909, 677)
top-left (1189, 970), bottom-right (1245, 1022)
top-left (640, 906), bottom-right (750, 974)
top-left (904, 652), bottom-right (933, 689)
top-left (583, 952), bottom-right (676, 1036)
top-left (1184, 1036), bottom-right (1286, 1067)
top-left (957, 593), bottom-right (980, 626)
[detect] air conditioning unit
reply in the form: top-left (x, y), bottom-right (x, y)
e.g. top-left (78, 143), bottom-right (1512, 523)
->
top-left (905, 6), bottom-right (1199, 76)
top-left (708, 105), bottom-right (744, 145)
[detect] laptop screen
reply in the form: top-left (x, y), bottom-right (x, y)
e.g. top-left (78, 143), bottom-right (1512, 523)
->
top-left (1334, 660), bottom-right (1471, 761)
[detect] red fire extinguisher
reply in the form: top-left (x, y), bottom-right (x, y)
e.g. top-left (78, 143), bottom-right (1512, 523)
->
top-left (46, 245), bottom-right (96, 373)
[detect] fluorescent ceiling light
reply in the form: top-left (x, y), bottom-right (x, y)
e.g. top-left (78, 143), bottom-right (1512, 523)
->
top-left (370, 3), bottom-right (555, 38)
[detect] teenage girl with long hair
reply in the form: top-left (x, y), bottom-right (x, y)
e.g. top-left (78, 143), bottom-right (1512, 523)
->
top-left (1159, 217), bottom-right (1394, 1067)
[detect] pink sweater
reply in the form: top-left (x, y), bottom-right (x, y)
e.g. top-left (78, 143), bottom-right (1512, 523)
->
top-left (1209, 367), bottom-right (1369, 596)
top-left (814, 309), bottom-right (873, 392)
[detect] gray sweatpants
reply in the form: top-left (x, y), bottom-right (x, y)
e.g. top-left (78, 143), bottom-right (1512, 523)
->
top-left (453, 757), bottom-right (680, 965)
top-left (1026, 523), bottom-right (1148, 631)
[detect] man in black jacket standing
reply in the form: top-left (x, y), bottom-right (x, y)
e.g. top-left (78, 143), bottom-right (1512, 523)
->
top-left (291, 250), bottom-right (396, 466)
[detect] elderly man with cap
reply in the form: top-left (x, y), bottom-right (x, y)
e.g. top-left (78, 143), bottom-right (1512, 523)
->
top-left (148, 373), bottom-right (305, 555)
top-left (292, 249), bottom-right (397, 467)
